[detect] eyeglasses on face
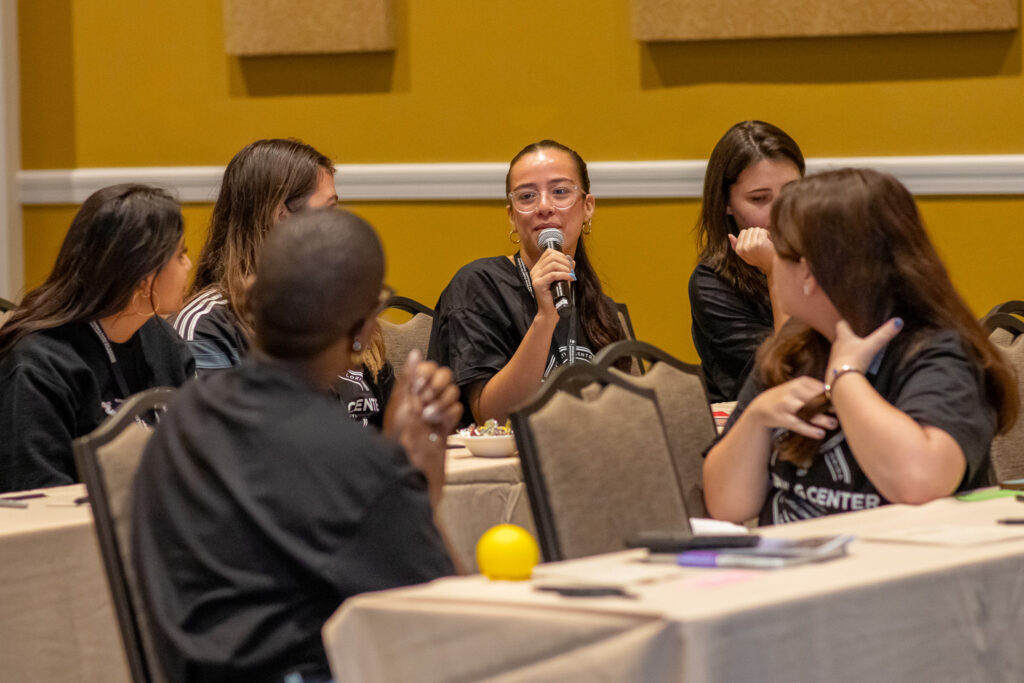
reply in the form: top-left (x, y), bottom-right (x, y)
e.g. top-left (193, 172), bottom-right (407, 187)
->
top-left (375, 285), bottom-right (396, 315)
top-left (508, 184), bottom-right (582, 214)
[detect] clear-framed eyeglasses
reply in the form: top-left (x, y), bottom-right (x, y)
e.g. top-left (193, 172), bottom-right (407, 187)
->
top-left (508, 184), bottom-right (582, 214)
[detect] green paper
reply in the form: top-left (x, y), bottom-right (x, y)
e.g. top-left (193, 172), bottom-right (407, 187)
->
top-left (955, 488), bottom-right (1021, 502)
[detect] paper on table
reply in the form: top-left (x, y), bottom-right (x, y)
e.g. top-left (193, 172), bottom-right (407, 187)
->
top-left (690, 518), bottom-right (749, 535)
top-left (531, 552), bottom-right (684, 589)
top-left (862, 524), bottom-right (1024, 546)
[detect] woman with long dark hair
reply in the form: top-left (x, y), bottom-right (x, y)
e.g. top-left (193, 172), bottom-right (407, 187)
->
top-left (0, 184), bottom-right (194, 492)
top-left (689, 121), bottom-right (805, 402)
top-left (174, 138), bottom-right (394, 428)
top-left (703, 169), bottom-right (1018, 524)
top-left (429, 140), bottom-right (627, 425)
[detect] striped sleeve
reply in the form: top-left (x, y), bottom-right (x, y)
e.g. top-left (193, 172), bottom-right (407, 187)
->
top-left (172, 289), bottom-right (246, 374)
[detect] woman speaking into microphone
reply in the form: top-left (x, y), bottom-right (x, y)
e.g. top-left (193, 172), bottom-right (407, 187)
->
top-left (429, 140), bottom-right (626, 426)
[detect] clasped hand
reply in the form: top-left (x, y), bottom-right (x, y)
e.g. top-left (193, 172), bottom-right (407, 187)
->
top-left (386, 350), bottom-right (462, 492)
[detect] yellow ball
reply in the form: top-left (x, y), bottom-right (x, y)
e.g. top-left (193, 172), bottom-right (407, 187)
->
top-left (476, 524), bottom-right (540, 580)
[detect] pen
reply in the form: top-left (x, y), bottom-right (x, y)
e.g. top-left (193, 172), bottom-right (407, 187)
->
top-left (2, 492), bottom-right (46, 501)
top-left (74, 496), bottom-right (90, 505)
top-left (0, 498), bottom-right (29, 509)
top-left (997, 518), bottom-right (1024, 525)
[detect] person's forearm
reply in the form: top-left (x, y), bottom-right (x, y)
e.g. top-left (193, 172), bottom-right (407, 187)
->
top-left (473, 312), bottom-right (558, 423)
top-left (766, 268), bottom-right (789, 334)
top-left (829, 373), bottom-right (965, 504)
top-left (703, 411), bottom-right (774, 522)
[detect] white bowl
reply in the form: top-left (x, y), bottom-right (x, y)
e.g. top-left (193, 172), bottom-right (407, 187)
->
top-left (462, 434), bottom-right (517, 458)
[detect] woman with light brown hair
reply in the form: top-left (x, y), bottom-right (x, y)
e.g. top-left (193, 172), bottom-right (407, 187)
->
top-left (704, 168), bottom-right (1017, 525)
top-left (175, 138), bottom-right (394, 428)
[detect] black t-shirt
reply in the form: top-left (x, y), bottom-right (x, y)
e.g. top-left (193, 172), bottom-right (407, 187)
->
top-left (719, 327), bottom-right (997, 525)
top-left (330, 364), bottom-right (395, 430)
top-left (688, 262), bottom-right (773, 403)
top-left (0, 317), bottom-right (195, 493)
top-left (175, 288), bottom-right (393, 429)
top-left (132, 358), bottom-right (454, 683)
top-left (428, 255), bottom-right (596, 425)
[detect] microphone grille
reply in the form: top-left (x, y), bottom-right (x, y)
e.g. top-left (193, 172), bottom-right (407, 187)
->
top-left (537, 227), bottom-right (564, 248)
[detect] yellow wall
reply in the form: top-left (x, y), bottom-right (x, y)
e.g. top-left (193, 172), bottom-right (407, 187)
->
top-left (18, 0), bottom-right (1024, 362)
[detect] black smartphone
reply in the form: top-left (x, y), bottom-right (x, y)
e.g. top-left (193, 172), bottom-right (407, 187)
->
top-left (625, 530), bottom-right (760, 553)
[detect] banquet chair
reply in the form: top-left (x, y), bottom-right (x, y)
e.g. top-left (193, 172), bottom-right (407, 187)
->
top-left (988, 329), bottom-right (1024, 483)
top-left (72, 387), bottom-right (175, 683)
top-left (511, 363), bottom-right (689, 562)
top-left (593, 340), bottom-right (717, 518)
top-left (378, 295), bottom-right (434, 379)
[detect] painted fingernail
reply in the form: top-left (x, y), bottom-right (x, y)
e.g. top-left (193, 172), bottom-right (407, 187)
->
top-left (893, 317), bottom-right (904, 329)
top-left (570, 271), bottom-right (577, 281)
top-left (422, 405), bottom-right (440, 422)
top-left (816, 429), bottom-right (826, 439)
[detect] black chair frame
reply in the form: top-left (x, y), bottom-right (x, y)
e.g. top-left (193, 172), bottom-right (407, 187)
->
top-left (593, 338), bottom-right (699, 379)
top-left (511, 363), bottom-right (665, 562)
top-left (982, 312), bottom-right (1024, 336)
top-left (987, 300), bottom-right (1024, 317)
top-left (72, 387), bottom-right (175, 683)
top-left (593, 336), bottom-right (717, 423)
top-left (382, 295), bottom-right (434, 317)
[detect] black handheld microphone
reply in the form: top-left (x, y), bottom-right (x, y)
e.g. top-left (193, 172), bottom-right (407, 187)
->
top-left (538, 227), bottom-right (571, 318)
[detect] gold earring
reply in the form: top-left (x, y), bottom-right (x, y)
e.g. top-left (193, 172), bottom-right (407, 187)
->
top-left (132, 290), bottom-right (155, 318)
top-left (582, 219), bottom-right (592, 235)
top-left (508, 227), bottom-right (520, 245)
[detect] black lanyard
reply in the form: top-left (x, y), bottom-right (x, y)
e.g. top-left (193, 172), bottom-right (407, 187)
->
top-left (89, 321), bottom-right (133, 399)
top-left (513, 252), bottom-right (578, 367)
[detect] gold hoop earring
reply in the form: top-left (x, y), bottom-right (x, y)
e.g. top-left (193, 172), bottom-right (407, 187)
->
top-left (582, 219), bottom-right (592, 235)
top-left (132, 290), bottom-right (156, 319)
top-left (508, 227), bottom-right (520, 245)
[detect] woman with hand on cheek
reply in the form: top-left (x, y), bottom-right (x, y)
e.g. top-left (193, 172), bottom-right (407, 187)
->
top-left (689, 121), bottom-right (805, 402)
top-left (429, 140), bottom-right (626, 426)
top-left (703, 168), bottom-right (1017, 525)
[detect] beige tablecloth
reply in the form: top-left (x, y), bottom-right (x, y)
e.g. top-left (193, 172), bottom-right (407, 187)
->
top-left (0, 484), bottom-right (130, 683)
top-left (0, 449), bottom-right (533, 679)
top-left (325, 494), bottom-right (1024, 683)
top-left (439, 445), bottom-right (535, 572)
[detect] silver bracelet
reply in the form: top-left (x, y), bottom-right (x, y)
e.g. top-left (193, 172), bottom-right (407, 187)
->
top-left (824, 365), bottom-right (864, 402)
